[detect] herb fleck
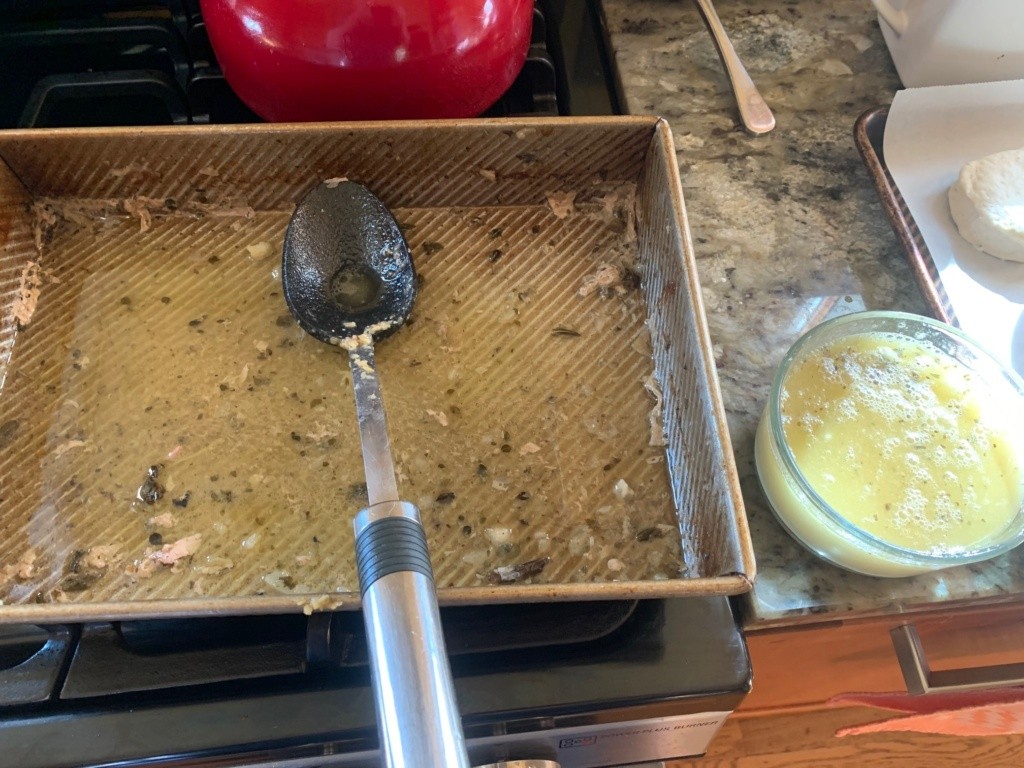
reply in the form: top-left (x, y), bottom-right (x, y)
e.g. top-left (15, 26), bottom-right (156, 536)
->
top-left (0, 419), bottom-right (20, 450)
top-left (635, 526), bottom-right (666, 542)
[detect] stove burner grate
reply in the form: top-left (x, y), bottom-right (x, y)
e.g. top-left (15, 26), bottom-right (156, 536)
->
top-left (0, 0), bottom-right (559, 128)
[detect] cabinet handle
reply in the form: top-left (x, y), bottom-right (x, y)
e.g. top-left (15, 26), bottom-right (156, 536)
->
top-left (891, 624), bottom-right (1024, 695)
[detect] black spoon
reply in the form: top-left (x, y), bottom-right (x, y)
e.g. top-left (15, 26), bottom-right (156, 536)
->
top-left (283, 179), bottom-right (469, 768)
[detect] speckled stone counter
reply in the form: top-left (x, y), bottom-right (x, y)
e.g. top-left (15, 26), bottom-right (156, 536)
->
top-left (602, 0), bottom-right (1024, 628)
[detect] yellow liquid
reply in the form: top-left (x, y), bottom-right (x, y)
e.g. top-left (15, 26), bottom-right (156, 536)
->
top-left (781, 332), bottom-right (1023, 555)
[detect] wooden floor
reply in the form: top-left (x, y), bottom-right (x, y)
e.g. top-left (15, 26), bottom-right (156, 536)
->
top-left (665, 707), bottom-right (1024, 767)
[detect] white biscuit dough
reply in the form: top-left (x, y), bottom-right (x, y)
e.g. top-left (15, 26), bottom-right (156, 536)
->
top-left (948, 147), bottom-right (1024, 263)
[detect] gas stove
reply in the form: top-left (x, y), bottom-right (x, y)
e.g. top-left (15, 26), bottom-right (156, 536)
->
top-left (0, 2), bottom-right (749, 766)
top-left (0, 0), bottom-right (619, 128)
top-left (0, 599), bottom-right (748, 768)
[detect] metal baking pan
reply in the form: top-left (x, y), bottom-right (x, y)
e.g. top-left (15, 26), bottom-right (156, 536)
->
top-left (854, 106), bottom-right (954, 323)
top-left (0, 117), bottom-right (753, 622)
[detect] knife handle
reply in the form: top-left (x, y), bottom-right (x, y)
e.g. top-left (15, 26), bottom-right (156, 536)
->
top-left (354, 501), bottom-right (470, 768)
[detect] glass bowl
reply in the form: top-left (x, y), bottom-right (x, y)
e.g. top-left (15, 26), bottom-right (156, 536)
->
top-left (754, 311), bottom-right (1024, 577)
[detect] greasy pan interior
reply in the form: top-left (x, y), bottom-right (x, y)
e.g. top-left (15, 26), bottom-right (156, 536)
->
top-left (0, 117), bottom-right (752, 622)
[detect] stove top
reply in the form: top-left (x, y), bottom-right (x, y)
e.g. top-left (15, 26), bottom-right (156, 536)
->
top-left (0, 599), bottom-right (748, 768)
top-left (0, 3), bottom-right (747, 766)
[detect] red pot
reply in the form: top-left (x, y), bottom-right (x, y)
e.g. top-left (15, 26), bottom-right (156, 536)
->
top-left (200, 0), bottom-right (535, 122)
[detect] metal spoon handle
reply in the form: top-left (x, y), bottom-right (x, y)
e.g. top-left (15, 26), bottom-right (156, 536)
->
top-left (347, 345), bottom-right (401, 506)
top-left (347, 349), bottom-right (469, 768)
top-left (692, 0), bottom-right (775, 135)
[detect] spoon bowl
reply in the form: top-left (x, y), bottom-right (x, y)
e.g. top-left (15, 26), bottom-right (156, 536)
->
top-left (282, 179), bottom-right (416, 342)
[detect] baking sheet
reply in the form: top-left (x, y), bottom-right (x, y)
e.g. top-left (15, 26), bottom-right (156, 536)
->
top-left (0, 119), bottom-right (753, 622)
top-left (854, 107), bottom-right (953, 323)
top-left (883, 80), bottom-right (1024, 377)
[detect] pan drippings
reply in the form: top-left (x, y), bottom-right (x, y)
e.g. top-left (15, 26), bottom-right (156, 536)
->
top-left (0, 200), bottom-right (681, 607)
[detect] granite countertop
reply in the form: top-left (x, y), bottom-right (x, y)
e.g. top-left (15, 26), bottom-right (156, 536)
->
top-left (602, 0), bottom-right (1024, 629)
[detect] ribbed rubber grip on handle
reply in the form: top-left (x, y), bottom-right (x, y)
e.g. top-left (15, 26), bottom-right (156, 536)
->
top-left (355, 516), bottom-right (433, 594)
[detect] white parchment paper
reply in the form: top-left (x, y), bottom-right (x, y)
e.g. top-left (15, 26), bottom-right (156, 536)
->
top-left (883, 79), bottom-right (1024, 377)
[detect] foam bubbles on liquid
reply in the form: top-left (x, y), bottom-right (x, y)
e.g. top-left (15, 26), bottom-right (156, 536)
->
top-left (835, 396), bottom-right (858, 420)
top-left (881, 436), bottom-right (901, 459)
top-left (952, 439), bottom-right (982, 470)
top-left (780, 330), bottom-right (1023, 553)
